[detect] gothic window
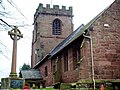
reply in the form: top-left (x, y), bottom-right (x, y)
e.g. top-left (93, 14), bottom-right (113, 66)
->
top-left (45, 66), bottom-right (48, 77)
top-left (73, 47), bottom-right (77, 70)
top-left (52, 19), bottom-right (61, 35)
top-left (64, 50), bottom-right (68, 72)
top-left (72, 42), bottom-right (81, 70)
top-left (53, 65), bottom-right (56, 74)
top-left (52, 59), bottom-right (56, 74)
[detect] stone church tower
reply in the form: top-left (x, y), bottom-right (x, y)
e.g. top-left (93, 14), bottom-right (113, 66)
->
top-left (31, 3), bottom-right (73, 68)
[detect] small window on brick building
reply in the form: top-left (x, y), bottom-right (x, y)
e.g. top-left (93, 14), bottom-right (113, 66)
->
top-left (72, 42), bottom-right (81, 70)
top-left (64, 50), bottom-right (68, 72)
top-left (52, 19), bottom-right (61, 35)
top-left (45, 66), bottom-right (48, 77)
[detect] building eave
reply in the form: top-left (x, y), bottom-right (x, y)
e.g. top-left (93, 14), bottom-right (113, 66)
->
top-left (33, 54), bottom-right (50, 69)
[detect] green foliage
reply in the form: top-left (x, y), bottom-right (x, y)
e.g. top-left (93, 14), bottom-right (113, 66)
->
top-left (60, 83), bottom-right (71, 89)
top-left (20, 63), bottom-right (31, 70)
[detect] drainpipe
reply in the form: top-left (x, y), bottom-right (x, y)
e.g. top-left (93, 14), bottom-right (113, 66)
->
top-left (83, 31), bottom-right (95, 90)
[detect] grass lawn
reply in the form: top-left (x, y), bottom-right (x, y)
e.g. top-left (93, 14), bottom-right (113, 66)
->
top-left (40, 88), bottom-right (55, 90)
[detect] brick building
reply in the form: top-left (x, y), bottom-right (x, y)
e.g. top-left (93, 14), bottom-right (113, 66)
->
top-left (32, 0), bottom-right (120, 88)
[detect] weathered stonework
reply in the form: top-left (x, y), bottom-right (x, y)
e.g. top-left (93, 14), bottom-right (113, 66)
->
top-left (32, 0), bottom-right (120, 88)
top-left (91, 0), bottom-right (120, 79)
top-left (31, 4), bottom-right (73, 68)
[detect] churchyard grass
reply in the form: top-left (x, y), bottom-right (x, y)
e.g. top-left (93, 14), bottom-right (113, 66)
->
top-left (40, 88), bottom-right (55, 90)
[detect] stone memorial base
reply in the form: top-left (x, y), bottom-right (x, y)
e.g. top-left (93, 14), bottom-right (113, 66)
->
top-left (1, 77), bottom-right (25, 89)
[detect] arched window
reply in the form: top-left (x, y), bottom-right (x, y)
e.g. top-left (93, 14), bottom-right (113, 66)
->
top-left (52, 19), bottom-right (61, 35)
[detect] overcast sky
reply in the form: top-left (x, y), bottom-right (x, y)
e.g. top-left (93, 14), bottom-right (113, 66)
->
top-left (0, 0), bottom-right (114, 80)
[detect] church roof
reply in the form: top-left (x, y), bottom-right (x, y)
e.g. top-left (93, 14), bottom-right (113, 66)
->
top-left (20, 69), bottom-right (42, 79)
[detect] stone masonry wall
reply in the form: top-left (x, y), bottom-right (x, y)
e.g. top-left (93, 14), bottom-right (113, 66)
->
top-left (33, 0), bottom-right (120, 86)
top-left (35, 14), bottom-right (73, 64)
top-left (60, 48), bottom-right (79, 83)
top-left (91, 0), bottom-right (120, 79)
top-left (31, 3), bottom-right (73, 67)
top-left (38, 59), bottom-right (53, 86)
top-left (80, 38), bottom-right (92, 79)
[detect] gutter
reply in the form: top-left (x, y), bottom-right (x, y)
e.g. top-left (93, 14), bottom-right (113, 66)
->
top-left (83, 30), bottom-right (95, 90)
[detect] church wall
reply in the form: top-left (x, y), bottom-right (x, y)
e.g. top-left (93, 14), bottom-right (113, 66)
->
top-left (79, 38), bottom-right (92, 79)
top-left (78, 0), bottom-right (120, 80)
top-left (38, 59), bottom-right (53, 86)
top-left (49, 38), bottom-right (83, 84)
top-left (91, 0), bottom-right (120, 79)
top-left (60, 47), bottom-right (79, 83)
top-left (44, 0), bottom-right (120, 85)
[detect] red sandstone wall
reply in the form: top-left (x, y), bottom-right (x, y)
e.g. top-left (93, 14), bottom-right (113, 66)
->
top-left (80, 39), bottom-right (92, 79)
top-left (36, 0), bottom-right (120, 86)
top-left (61, 48), bottom-right (79, 83)
top-left (31, 7), bottom-right (73, 68)
top-left (38, 59), bottom-right (53, 86)
top-left (91, 0), bottom-right (120, 79)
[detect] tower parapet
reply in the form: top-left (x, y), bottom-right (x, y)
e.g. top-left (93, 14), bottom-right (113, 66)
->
top-left (34, 3), bottom-right (73, 21)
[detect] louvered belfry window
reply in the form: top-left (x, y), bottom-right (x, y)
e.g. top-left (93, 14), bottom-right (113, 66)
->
top-left (52, 19), bottom-right (61, 35)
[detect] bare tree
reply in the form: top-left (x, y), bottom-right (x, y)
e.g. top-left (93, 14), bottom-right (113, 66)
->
top-left (0, 0), bottom-right (23, 60)
top-left (0, 0), bottom-right (32, 62)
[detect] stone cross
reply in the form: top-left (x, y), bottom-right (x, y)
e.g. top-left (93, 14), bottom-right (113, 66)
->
top-left (8, 26), bottom-right (23, 77)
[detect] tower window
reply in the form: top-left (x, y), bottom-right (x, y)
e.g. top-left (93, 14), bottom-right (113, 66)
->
top-left (52, 19), bottom-right (61, 35)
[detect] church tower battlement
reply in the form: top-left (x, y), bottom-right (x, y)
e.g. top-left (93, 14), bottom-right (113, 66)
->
top-left (34, 3), bottom-right (73, 21)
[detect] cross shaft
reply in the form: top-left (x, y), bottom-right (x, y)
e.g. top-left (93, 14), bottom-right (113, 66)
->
top-left (9, 26), bottom-right (23, 77)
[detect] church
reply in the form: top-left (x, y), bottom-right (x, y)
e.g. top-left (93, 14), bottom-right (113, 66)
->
top-left (31, 0), bottom-right (120, 89)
